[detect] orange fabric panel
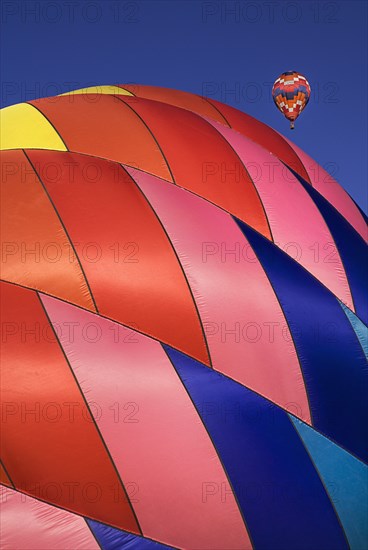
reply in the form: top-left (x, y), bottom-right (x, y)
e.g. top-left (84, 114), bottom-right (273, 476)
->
top-left (0, 150), bottom-right (95, 311)
top-left (0, 281), bottom-right (140, 533)
top-left (0, 463), bottom-right (13, 487)
top-left (119, 96), bottom-right (271, 238)
top-left (26, 150), bottom-right (210, 365)
top-left (120, 84), bottom-right (230, 125)
top-left (207, 98), bottom-right (311, 182)
top-left (28, 96), bottom-right (172, 181)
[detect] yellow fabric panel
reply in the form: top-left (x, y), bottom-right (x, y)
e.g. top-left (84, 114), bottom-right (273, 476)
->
top-left (0, 103), bottom-right (66, 151)
top-left (59, 85), bottom-right (133, 96)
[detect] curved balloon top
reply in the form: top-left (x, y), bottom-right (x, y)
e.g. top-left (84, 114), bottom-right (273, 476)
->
top-left (0, 84), bottom-right (367, 550)
top-left (272, 71), bottom-right (311, 129)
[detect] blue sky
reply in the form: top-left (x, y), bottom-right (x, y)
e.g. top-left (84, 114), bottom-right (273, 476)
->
top-left (1, 0), bottom-right (367, 210)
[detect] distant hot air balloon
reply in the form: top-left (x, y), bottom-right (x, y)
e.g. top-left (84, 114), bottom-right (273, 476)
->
top-left (272, 71), bottom-right (311, 129)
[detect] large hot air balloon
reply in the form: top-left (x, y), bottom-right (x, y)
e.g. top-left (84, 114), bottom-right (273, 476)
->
top-left (0, 85), bottom-right (367, 550)
top-left (272, 71), bottom-right (311, 129)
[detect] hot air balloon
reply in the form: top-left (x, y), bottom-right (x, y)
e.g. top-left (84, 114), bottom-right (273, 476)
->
top-left (272, 71), bottom-right (311, 129)
top-left (1, 85), bottom-right (367, 550)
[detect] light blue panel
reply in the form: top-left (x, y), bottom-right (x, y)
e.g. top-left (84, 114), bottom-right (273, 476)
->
top-left (290, 415), bottom-right (368, 550)
top-left (340, 302), bottom-right (368, 359)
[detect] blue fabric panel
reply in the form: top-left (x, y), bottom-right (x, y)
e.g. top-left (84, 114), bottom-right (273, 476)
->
top-left (235, 218), bottom-right (368, 462)
top-left (165, 345), bottom-right (347, 550)
top-left (87, 520), bottom-right (173, 550)
top-left (290, 416), bottom-right (368, 550)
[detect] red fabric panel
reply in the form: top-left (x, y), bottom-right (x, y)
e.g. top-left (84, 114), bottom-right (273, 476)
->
top-left (0, 464), bottom-right (12, 487)
top-left (120, 84), bottom-right (229, 125)
top-left (26, 150), bottom-right (210, 365)
top-left (0, 281), bottom-right (140, 533)
top-left (28, 95), bottom-right (172, 181)
top-left (118, 96), bottom-right (271, 238)
top-left (0, 150), bottom-right (95, 311)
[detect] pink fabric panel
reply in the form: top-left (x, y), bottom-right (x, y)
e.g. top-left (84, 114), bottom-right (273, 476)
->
top-left (282, 135), bottom-right (367, 242)
top-left (208, 119), bottom-right (354, 310)
top-left (126, 167), bottom-right (311, 423)
top-left (0, 486), bottom-right (98, 550)
top-left (41, 295), bottom-right (251, 550)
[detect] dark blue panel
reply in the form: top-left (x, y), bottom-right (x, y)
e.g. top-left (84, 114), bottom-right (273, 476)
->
top-left (235, 218), bottom-right (368, 462)
top-left (165, 345), bottom-right (347, 550)
top-left (87, 520), bottom-right (173, 550)
top-left (289, 167), bottom-right (368, 324)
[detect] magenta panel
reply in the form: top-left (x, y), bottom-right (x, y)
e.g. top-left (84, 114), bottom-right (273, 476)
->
top-left (127, 167), bottom-right (311, 423)
top-left (0, 486), bottom-right (99, 550)
top-left (41, 295), bottom-right (251, 550)
top-left (208, 119), bottom-right (354, 310)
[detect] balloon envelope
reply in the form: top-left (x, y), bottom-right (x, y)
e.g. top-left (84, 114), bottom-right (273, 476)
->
top-left (0, 85), bottom-right (367, 550)
top-left (272, 71), bottom-right (311, 127)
